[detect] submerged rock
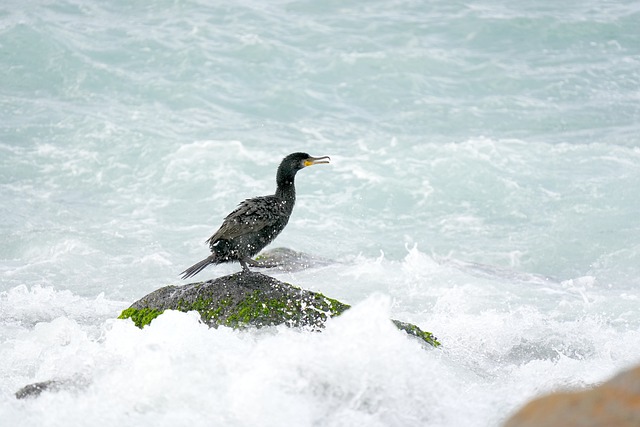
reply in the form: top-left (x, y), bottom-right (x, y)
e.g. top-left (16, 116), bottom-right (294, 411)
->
top-left (119, 271), bottom-right (440, 347)
top-left (15, 380), bottom-right (62, 399)
top-left (15, 376), bottom-right (90, 400)
top-left (504, 364), bottom-right (640, 427)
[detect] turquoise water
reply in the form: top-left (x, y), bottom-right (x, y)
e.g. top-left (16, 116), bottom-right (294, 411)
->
top-left (1, 1), bottom-right (640, 426)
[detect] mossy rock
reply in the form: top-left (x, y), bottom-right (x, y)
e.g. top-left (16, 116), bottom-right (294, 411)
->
top-left (120, 271), bottom-right (348, 330)
top-left (119, 271), bottom-right (440, 347)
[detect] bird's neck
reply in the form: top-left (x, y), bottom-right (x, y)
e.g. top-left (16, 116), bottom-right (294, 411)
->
top-left (275, 170), bottom-right (296, 208)
top-left (275, 179), bottom-right (296, 206)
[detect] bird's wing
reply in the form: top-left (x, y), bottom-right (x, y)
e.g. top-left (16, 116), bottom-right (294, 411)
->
top-left (206, 196), bottom-right (289, 244)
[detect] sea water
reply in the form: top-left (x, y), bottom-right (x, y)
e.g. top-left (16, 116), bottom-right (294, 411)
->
top-left (1, 0), bottom-right (639, 426)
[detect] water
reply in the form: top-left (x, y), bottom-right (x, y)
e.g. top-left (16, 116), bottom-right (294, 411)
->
top-left (1, 0), bottom-right (639, 425)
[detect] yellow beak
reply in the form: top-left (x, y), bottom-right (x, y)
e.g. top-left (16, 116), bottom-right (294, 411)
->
top-left (304, 156), bottom-right (331, 167)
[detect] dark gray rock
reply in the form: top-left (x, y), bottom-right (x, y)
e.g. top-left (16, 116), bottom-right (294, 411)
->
top-left (120, 271), bottom-right (351, 330)
top-left (253, 247), bottom-right (334, 271)
top-left (15, 380), bottom-right (62, 399)
top-left (15, 376), bottom-right (90, 399)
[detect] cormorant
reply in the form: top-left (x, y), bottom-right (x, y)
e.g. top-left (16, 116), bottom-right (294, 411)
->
top-left (180, 152), bottom-right (330, 279)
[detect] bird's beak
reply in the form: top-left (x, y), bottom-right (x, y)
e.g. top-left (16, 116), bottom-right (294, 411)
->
top-left (304, 155), bottom-right (331, 167)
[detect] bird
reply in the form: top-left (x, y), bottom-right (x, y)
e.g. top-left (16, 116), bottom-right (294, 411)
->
top-left (180, 152), bottom-right (330, 279)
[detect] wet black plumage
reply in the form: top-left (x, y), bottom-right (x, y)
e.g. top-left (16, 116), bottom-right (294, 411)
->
top-left (180, 152), bottom-right (330, 279)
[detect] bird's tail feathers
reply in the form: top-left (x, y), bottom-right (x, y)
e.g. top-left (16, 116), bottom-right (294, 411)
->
top-left (180, 255), bottom-right (215, 280)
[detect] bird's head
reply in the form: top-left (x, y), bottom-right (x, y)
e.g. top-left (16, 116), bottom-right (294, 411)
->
top-left (283, 152), bottom-right (331, 171)
top-left (276, 152), bottom-right (331, 186)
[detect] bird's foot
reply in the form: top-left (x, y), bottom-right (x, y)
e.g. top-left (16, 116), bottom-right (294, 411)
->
top-left (241, 258), bottom-right (278, 273)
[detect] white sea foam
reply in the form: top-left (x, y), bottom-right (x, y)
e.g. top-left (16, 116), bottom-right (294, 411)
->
top-left (1, 297), bottom-right (444, 426)
top-left (2, 281), bottom-right (637, 427)
top-left (0, 285), bottom-right (124, 327)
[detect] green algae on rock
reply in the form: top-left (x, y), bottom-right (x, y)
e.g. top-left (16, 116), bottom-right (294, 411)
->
top-left (119, 271), bottom-right (440, 347)
top-left (118, 307), bottom-right (164, 328)
top-left (391, 320), bottom-right (439, 347)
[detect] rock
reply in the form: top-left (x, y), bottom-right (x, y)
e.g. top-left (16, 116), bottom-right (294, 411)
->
top-left (504, 365), bottom-right (640, 427)
top-left (15, 376), bottom-right (90, 399)
top-left (253, 247), bottom-right (333, 271)
top-left (120, 271), bottom-right (349, 330)
top-left (15, 380), bottom-right (62, 399)
top-left (119, 271), bottom-right (440, 347)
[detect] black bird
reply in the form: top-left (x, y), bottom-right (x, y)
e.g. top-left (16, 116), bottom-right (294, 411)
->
top-left (180, 152), bottom-right (330, 279)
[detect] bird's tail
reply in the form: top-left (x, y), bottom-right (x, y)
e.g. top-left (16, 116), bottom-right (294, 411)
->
top-left (180, 255), bottom-right (216, 280)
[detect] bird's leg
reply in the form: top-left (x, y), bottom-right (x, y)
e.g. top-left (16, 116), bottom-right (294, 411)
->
top-left (239, 258), bottom-right (252, 273)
